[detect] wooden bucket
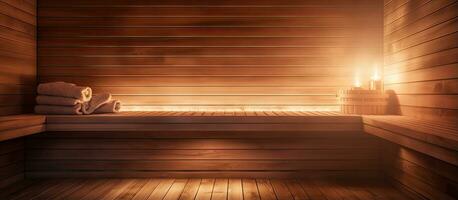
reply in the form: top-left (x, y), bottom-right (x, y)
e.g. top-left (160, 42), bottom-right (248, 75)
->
top-left (339, 89), bottom-right (388, 115)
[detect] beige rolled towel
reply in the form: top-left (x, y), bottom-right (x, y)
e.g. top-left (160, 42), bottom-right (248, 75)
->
top-left (82, 93), bottom-right (112, 114)
top-left (93, 100), bottom-right (121, 114)
top-left (36, 95), bottom-right (84, 106)
top-left (34, 104), bottom-right (83, 115)
top-left (37, 82), bottom-right (92, 101)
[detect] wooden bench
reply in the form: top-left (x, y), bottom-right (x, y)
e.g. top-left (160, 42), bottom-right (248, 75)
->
top-left (362, 115), bottom-right (458, 200)
top-left (363, 115), bottom-right (457, 165)
top-left (0, 115), bottom-right (46, 142)
top-left (0, 115), bottom-right (46, 188)
top-left (26, 111), bottom-right (381, 179)
top-left (1, 112), bottom-right (456, 183)
top-left (2, 114), bottom-right (456, 162)
top-left (45, 111), bottom-right (362, 132)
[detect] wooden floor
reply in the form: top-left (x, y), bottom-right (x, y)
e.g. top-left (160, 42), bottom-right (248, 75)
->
top-left (2, 178), bottom-right (411, 200)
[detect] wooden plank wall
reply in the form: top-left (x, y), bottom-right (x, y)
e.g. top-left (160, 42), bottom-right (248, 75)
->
top-left (383, 1), bottom-right (458, 198)
top-left (383, 0), bottom-right (458, 121)
top-left (382, 142), bottom-right (458, 200)
top-left (0, 0), bottom-right (36, 115)
top-left (37, 0), bottom-right (382, 111)
top-left (0, 0), bottom-right (36, 188)
top-left (25, 130), bottom-right (381, 178)
top-left (0, 139), bottom-right (24, 188)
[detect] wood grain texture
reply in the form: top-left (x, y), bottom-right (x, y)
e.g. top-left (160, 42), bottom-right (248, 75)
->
top-left (384, 0), bottom-right (458, 122)
top-left (0, 0), bottom-right (36, 115)
top-left (363, 116), bottom-right (457, 166)
top-left (37, 0), bottom-right (383, 111)
top-left (0, 178), bottom-right (412, 200)
top-left (382, 142), bottom-right (458, 200)
top-left (0, 0), bottom-right (36, 188)
top-left (0, 139), bottom-right (24, 189)
top-left (363, 115), bottom-right (458, 200)
top-left (43, 111), bottom-right (363, 132)
top-left (0, 114), bottom-right (46, 142)
top-left (25, 111), bottom-right (380, 178)
top-left (0, 114), bottom-right (45, 189)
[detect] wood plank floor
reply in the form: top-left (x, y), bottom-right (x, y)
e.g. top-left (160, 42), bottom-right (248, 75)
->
top-left (1, 178), bottom-right (411, 200)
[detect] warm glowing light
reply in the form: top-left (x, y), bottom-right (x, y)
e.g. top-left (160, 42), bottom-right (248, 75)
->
top-left (369, 63), bottom-right (383, 91)
top-left (121, 106), bottom-right (339, 112)
top-left (371, 64), bottom-right (381, 81)
top-left (353, 76), bottom-right (362, 88)
top-left (353, 66), bottom-right (362, 89)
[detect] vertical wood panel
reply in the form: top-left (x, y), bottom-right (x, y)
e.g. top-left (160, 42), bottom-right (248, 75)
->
top-left (37, 0), bottom-right (383, 111)
top-left (0, 0), bottom-right (36, 115)
top-left (384, 0), bottom-right (458, 122)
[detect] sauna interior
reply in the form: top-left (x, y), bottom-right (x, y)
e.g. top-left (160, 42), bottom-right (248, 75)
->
top-left (0, 0), bottom-right (457, 199)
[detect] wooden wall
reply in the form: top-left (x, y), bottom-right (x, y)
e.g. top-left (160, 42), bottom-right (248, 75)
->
top-left (383, 1), bottom-right (458, 198)
top-left (383, 0), bottom-right (458, 121)
top-left (25, 130), bottom-right (381, 178)
top-left (0, 139), bottom-right (24, 188)
top-left (382, 142), bottom-right (458, 199)
top-left (0, 0), bottom-right (36, 115)
top-left (37, 0), bottom-right (382, 111)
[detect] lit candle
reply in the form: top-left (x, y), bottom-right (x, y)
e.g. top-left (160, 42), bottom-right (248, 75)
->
top-left (370, 65), bottom-right (382, 91)
top-left (353, 76), bottom-right (362, 90)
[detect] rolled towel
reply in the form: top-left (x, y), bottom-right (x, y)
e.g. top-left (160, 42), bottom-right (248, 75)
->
top-left (34, 104), bottom-right (83, 115)
top-left (37, 82), bottom-right (92, 101)
top-left (36, 95), bottom-right (84, 106)
top-left (82, 93), bottom-right (112, 114)
top-left (93, 100), bottom-right (122, 114)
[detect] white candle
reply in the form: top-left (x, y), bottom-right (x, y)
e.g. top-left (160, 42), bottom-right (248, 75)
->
top-left (370, 66), bottom-right (382, 91)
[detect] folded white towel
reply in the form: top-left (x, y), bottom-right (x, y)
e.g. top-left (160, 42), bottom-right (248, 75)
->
top-left (37, 82), bottom-right (92, 101)
top-left (93, 100), bottom-right (122, 114)
top-left (34, 104), bottom-right (83, 115)
top-left (82, 93), bottom-right (112, 114)
top-left (36, 95), bottom-right (84, 106)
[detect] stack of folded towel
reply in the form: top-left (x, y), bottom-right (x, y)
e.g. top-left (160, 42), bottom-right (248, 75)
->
top-left (34, 82), bottom-right (121, 115)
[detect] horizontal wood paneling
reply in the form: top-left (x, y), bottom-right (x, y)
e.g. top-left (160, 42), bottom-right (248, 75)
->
top-left (38, 76), bottom-right (351, 87)
top-left (38, 0), bottom-right (383, 110)
top-left (26, 131), bottom-right (380, 178)
top-left (0, 114), bottom-right (44, 188)
top-left (0, 114), bottom-right (46, 142)
top-left (0, 0), bottom-right (37, 188)
top-left (384, 0), bottom-right (458, 122)
top-left (363, 116), bottom-right (458, 165)
top-left (0, 0), bottom-right (36, 115)
top-left (43, 111), bottom-right (363, 132)
top-left (383, 142), bottom-right (458, 200)
top-left (363, 115), bottom-right (458, 199)
top-left (25, 112), bottom-right (381, 178)
top-left (38, 0), bottom-right (376, 6)
top-left (0, 139), bottom-right (24, 189)
top-left (37, 7), bottom-right (379, 18)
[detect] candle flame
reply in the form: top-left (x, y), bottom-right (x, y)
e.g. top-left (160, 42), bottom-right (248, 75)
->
top-left (354, 77), bottom-right (362, 87)
top-left (371, 65), bottom-right (381, 81)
